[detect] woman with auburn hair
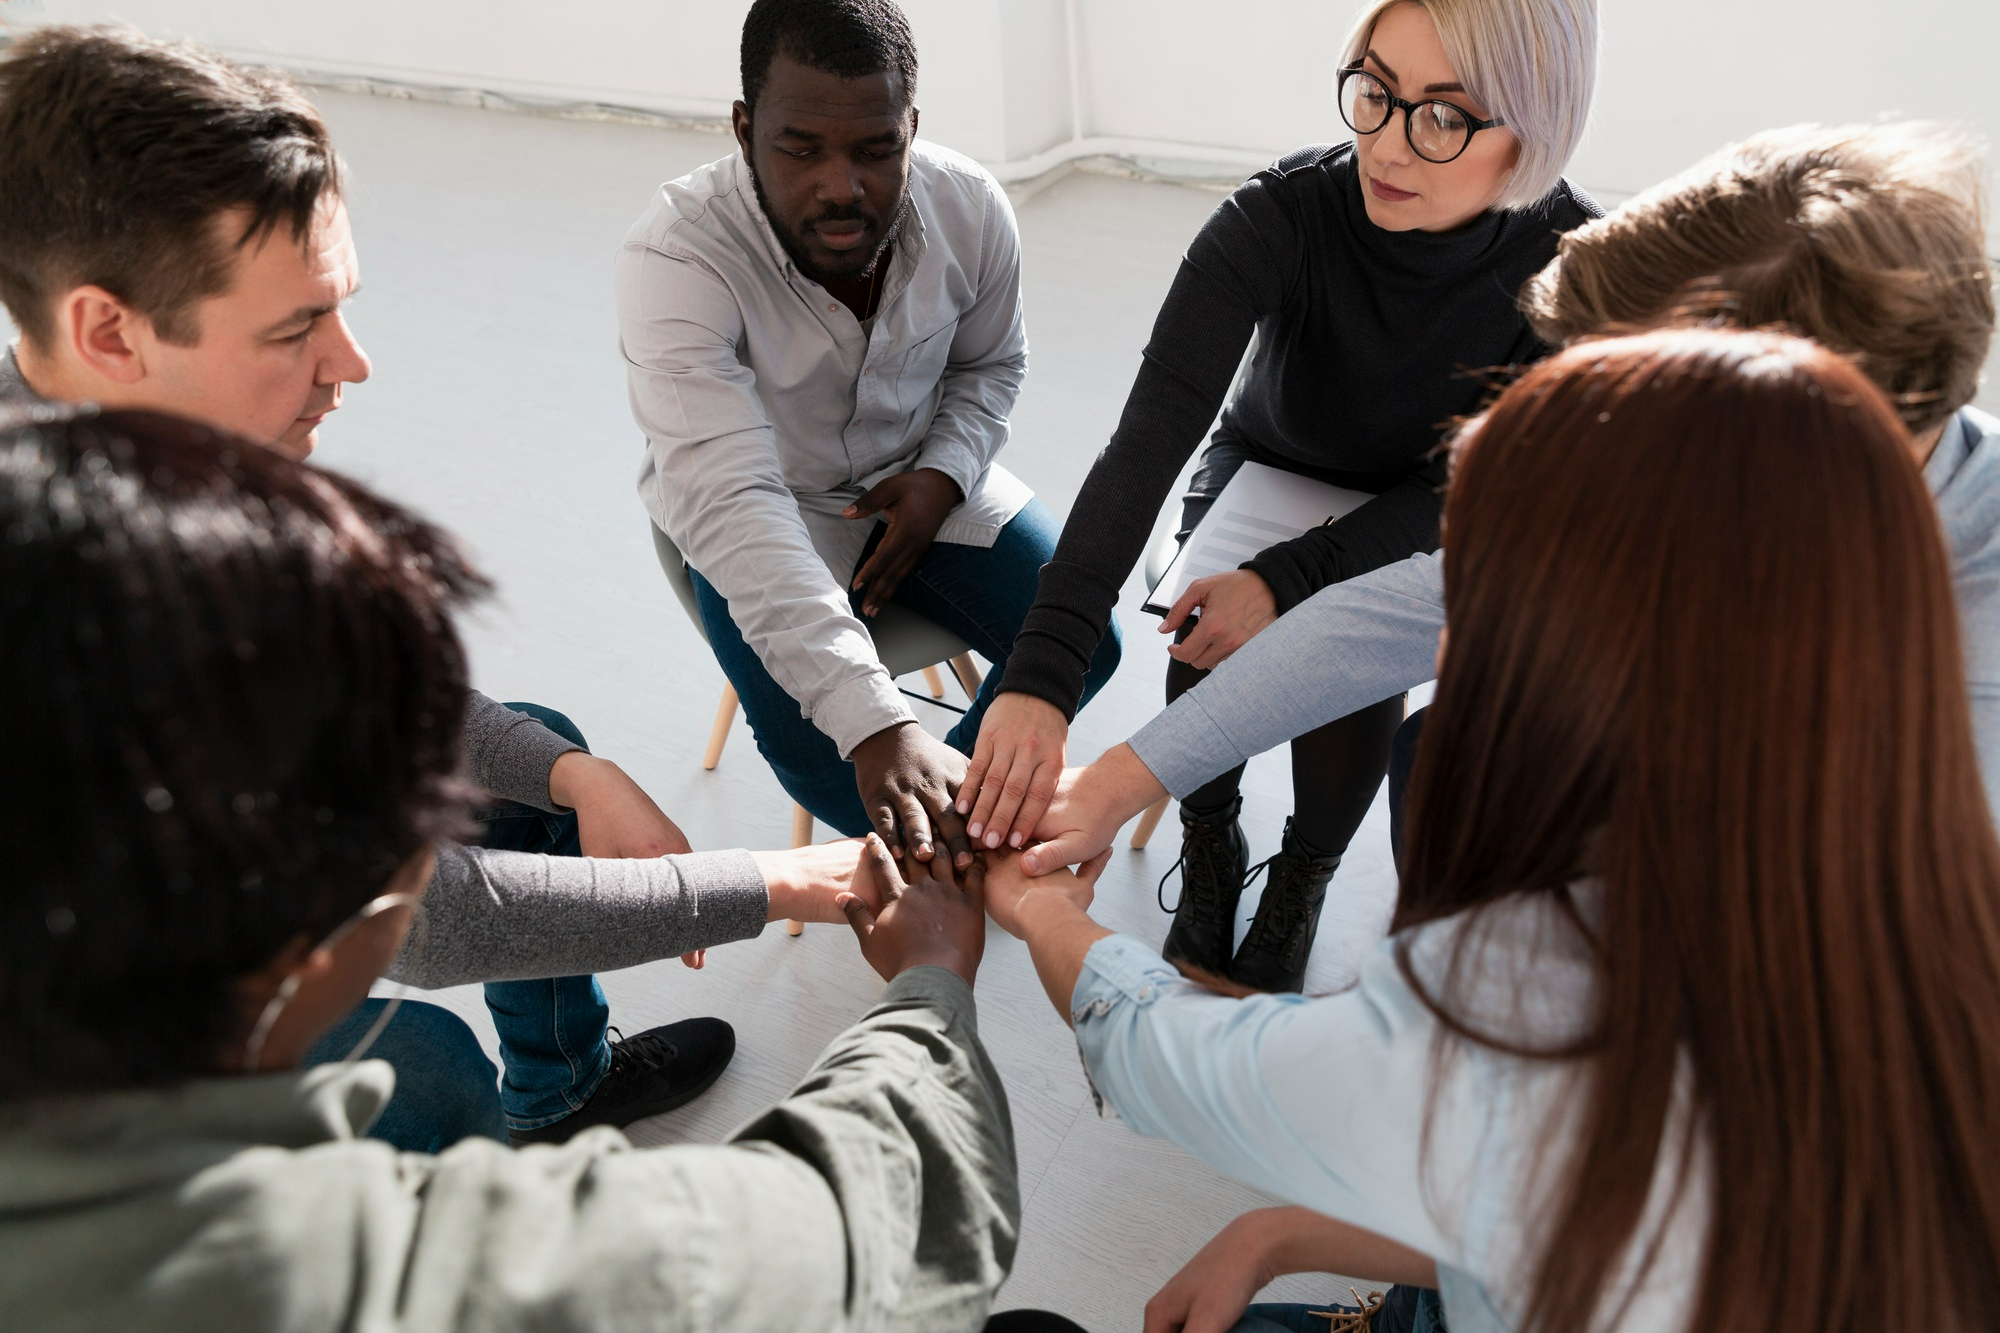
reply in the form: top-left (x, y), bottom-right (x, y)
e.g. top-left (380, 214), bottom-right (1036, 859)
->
top-left (984, 328), bottom-right (2000, 1333)
top-left (965, 0), bottom-right (1601, 993)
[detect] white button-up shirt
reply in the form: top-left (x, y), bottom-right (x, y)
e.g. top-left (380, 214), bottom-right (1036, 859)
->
top-left (617, 141), bottom-right (1032, 757)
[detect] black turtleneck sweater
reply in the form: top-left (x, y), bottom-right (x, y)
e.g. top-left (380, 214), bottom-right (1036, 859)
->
top-left (1001, 142), bottom-right (1600, 716)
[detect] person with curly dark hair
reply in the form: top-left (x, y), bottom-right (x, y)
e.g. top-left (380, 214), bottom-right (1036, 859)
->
top-left (0, 406), bottom-right (1034, 1332)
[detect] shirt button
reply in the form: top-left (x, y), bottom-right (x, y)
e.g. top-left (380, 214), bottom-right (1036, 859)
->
top-left (829, 303), bottom-right (839, 313)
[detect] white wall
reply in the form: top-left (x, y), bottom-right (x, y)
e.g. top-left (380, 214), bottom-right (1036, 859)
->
top-left (7, 0), bottom-right (1998, 205)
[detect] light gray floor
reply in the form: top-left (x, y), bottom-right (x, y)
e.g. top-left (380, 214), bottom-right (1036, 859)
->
top-left (309, 91), bottom-right (1402, 1326)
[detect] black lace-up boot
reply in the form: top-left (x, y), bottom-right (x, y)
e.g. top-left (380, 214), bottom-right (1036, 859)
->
top-left (1229, 820), bottom-right (1339, 993)
top-left (1159, 796), bottom-right (1249, 974)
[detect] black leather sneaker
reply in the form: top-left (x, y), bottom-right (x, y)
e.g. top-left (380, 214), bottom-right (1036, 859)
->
top-left (510, 1017), bottom-right (735, 1145)
top-left (1229, 820), bottom-right (1339, 993)
top-left (1159, 796), bottom-right (1249, 975)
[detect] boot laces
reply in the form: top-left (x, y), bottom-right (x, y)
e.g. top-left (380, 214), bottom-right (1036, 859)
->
top-left (1240, 853), bottom-right (1315, 955)
top-left (604, 1026), bottom-right (680, 1082)
top-left (1157, 814), bottom-right (1238, 921)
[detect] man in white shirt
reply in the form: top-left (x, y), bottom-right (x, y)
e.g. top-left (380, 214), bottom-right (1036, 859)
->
top-left (617, 0), bottom-right (1121, 866)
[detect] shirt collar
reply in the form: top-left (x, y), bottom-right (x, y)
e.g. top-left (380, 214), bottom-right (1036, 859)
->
top-left (1923, 408), bottom-right (1975, 499)
top-left (0, 343), bottom-right (42, 409)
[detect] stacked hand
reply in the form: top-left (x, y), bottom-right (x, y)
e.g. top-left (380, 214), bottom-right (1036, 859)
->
top-left (960, 692), bottom-right (1069, 852)
top-left (752, 837), bottom-right (892, 926)
top-left (852, 720), bottom-right (976, 870)
top-left (839, 837), bottom-right (987, 985)
top-left (980, 845), bottom-right (1108, 938)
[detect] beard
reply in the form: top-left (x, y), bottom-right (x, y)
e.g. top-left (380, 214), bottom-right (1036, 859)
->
top-left (747, 153), bottom-right (910, 287)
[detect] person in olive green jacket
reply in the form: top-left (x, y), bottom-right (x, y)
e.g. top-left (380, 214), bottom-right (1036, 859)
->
top-left (0, 407), bottom-right (1020, 1333)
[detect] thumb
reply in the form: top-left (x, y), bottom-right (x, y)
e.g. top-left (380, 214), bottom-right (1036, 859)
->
top-left (1022, 831), bottom-right (1095, 876)
top-left (1075, 848), bottom-right (1113, 890)
top-left (1160, 580), bottom-right (1207, 633)
top-left (844, 479), bottom-right (896, 519)
top-left (838, 891), bottom-right (878, 943)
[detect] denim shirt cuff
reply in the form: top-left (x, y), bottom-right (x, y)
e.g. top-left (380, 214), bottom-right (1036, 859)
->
top-left (1069, 935), bottom-right (1190, 1123)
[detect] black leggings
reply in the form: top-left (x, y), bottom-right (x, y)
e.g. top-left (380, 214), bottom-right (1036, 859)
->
top-left (1167, 628), bottom-right (1406, 857)
top-left (984, 1313), bottom-right (1090, 1333)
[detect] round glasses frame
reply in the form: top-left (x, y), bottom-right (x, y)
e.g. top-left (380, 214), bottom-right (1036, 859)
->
top-left (1336, 67), bottom-right (1506, 165)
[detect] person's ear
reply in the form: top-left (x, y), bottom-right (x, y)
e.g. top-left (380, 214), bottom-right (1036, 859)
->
top-left (909, 104), bottom-right (921, 138)
top-left (732, 99), bottom-right (754, 159)
top-left (56, 286), bottom-right (154, 387)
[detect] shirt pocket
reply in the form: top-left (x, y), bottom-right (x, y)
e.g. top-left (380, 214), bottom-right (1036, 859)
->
top-left (898, 323), bottom-right (957, 421)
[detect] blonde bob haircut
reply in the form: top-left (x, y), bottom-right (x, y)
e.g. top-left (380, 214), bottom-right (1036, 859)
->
top-left (1338, 0), bottom-right (1597, 210)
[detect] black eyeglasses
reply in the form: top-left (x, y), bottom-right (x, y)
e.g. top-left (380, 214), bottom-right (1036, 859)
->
top-left (1337, 67), bottom-right (1505, 165)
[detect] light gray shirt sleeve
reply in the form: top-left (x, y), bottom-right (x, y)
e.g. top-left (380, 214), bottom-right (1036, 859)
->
top-left (460, 690), bottom-right (584, 812)
top-left (910, 182), bottom-right (1028, 501)
top-left (1128, 552), bottom-right (1447, 797)
top-left (389, 845), bottom-right (768, 988)
top-left (616, 238), bottom-right (917, 758)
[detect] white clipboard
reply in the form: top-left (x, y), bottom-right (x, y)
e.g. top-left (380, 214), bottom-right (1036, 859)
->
top-left (1143, 462), bottom-right (1373, 615)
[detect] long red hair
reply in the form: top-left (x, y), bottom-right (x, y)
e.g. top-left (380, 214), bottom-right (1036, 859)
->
top-left (1397, 328), bottom-right (2000, 1332)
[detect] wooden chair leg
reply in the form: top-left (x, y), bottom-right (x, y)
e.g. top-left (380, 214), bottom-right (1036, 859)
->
top-left (922, 664), bottom-right (946, 698)
top-left (1130, 795), bottom-right (1171, 849)
top-left (703, 683), bottom-right (739, 771)
top-left (949, 652), bottom-right (984, 700)
top-left (786, 804), bottom-right (813, 935)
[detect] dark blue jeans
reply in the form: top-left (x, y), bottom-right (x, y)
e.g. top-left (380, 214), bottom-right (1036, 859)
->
top-left (475, 702), bottom-right (615, 1134)
top-left (688, 497), bottom-right (1123, 835)
top-left (1233, 1285), bottom-right (1443, 1333)
top-left (305, 998), bottom-right (506, 1153)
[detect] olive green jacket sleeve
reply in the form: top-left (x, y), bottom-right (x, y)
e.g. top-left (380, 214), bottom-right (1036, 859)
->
top-left (0, 967), bottom-right (1017, 1333)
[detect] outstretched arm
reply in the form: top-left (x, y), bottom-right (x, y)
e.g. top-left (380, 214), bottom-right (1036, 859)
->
top-left (388, 840), bottom-right (888, 989)
top-left (1129, 552), bottom-right (1445, 799)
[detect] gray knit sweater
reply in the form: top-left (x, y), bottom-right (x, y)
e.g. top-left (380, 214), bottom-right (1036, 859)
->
top-left (4, 347), bottom-right (773, 983)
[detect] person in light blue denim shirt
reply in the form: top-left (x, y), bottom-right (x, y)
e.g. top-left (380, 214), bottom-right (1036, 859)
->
top-left (989, 329), bottom-right (2000, 1333)
top-left (1020, 123), bottom-right (2000, 886)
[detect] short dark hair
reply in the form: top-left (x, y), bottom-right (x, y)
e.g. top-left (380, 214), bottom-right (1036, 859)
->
top-left (0, 409), bottom-right (485, 1100)
top-left (0, 26), bottom-right (342, 351)
top-left (740, 0), bottom-right (918, 116)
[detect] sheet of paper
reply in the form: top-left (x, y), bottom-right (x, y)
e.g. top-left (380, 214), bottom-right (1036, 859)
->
top-left (1144, 461), bottom-right (1374, 614)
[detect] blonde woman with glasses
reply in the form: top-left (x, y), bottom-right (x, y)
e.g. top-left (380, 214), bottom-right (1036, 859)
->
top-left (964, 0), bottom-right (1600, 992)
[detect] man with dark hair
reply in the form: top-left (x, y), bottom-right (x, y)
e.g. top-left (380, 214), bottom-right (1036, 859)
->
top-left (0, 25), bottom-right (759, 1146)
top-left (617, 0), bottom-right (1121, 864)
top-left (0, 407), bottom-right (1022, 1331)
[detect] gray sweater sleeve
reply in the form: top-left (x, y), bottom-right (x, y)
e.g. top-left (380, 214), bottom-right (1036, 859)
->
top-left (461, 690), bottom-right (584, 812)
top-left (1128, 552), bottom-right (1447, 797)
top-left (388, 845), bottom-right (768, 988)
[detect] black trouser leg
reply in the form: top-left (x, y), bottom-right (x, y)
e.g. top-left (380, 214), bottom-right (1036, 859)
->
top-left (1386, 706), bottom-right (1427, 874)
top-left (1168, 639), bottom-right (1404, 849)
top-left (1165, 648), bottom-right (1248, 816)
top-left (1285, 693), bottom-right (1406, 857)
top-left (983, 1313), bottom-right (1091, 1333)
